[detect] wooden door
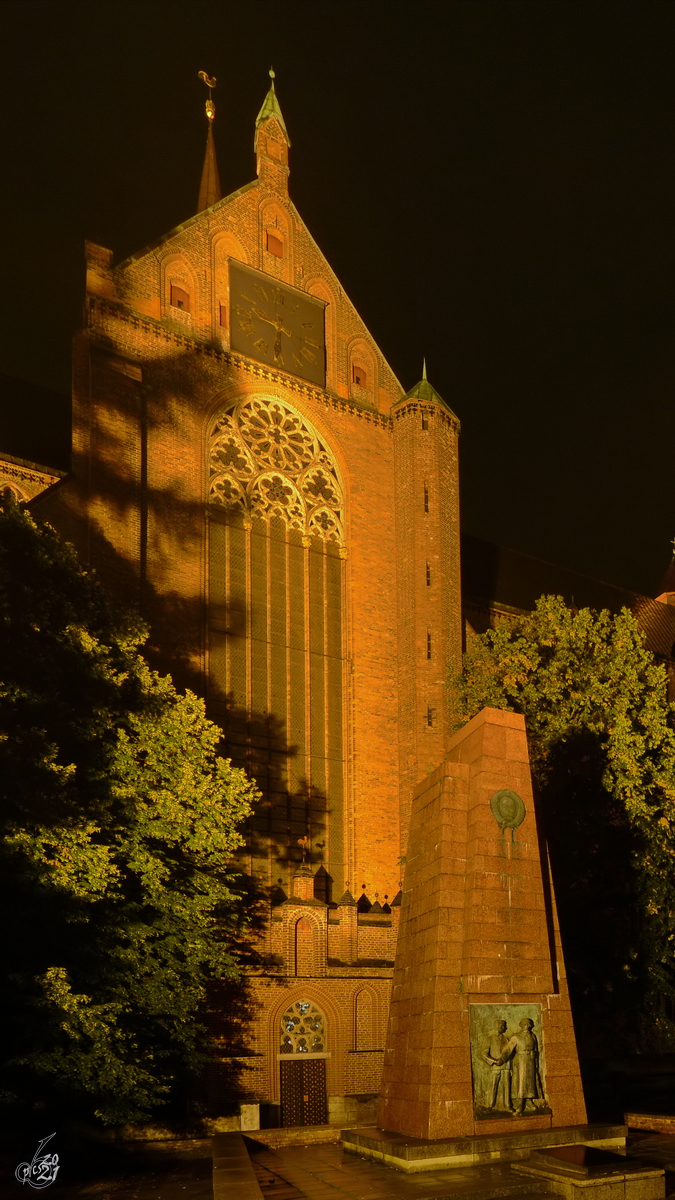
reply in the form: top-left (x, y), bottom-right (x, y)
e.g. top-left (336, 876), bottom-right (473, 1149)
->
top-left (280, 1058), bottom-right (327, 1126)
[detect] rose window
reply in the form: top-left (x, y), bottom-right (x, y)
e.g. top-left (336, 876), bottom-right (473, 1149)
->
top-left (279, 1001), bottom-right (325, 1054)
top-left (209, 397), bottom-right (343, 544)
top-left (239, 400), bottom-right (315, 473)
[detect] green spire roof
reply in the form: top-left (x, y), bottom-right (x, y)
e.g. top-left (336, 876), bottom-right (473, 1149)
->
top-left (398, 361), bottom-right (458, 418)
top-left (255, 68), bottom-right (290, 144)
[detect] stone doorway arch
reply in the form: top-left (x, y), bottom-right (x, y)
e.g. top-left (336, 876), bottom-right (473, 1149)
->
top-left (278, 999), bottom-right (328, 1126)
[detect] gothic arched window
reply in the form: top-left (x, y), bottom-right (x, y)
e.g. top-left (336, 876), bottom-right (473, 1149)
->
top-left (209, 397), bottom-right (344, 543)
top-left (208, 396), bottom-right (347, 897)
top-left (279, 1001), bottom-right (326, 1055)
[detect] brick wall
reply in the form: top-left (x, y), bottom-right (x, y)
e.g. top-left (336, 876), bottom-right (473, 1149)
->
top-left (393, 398), bottom-right (462, 848)
top-left (33, 86), bottom-right (462, 1116)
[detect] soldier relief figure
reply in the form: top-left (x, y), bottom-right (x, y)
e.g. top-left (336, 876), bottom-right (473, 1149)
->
top-left (481, 1019), bottom-right (512, 1111)
top-left (502, 1017), bottom-right (546, 1116)
top-left (480, 1016), bottom-right (547, 1117)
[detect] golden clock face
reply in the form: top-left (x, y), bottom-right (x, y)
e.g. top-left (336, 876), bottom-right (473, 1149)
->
top-left (229, 260), bottom-right (326, 387)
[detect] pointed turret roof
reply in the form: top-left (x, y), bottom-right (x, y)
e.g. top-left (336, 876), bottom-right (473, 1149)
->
top-left (397, 361), bottom-right (459, 419)
top-left (255, 68), bottom-right (290, 144)
top-left (197, 121), bottom-right (222, 213)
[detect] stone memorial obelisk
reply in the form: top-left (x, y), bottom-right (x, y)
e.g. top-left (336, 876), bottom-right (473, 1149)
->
top-left (378, 707), bottom-right (587, 1143)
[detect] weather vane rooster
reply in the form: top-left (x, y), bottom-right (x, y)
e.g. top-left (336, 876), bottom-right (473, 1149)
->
top-left (198, 70), bottom-right (217, 120)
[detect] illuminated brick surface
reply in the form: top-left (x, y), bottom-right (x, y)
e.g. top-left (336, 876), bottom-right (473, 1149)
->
top-left (34, 87), bottom-right (463, 1118)
top-left (379, 708), bottom-right (586, 1140)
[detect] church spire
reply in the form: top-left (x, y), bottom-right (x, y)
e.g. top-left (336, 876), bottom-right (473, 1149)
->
top-left (197, 71), bottom-right (222, 213)
top-left (255, 68), bottom-right (290, 142)
top-left (255, 68), bottom-right (290, 188)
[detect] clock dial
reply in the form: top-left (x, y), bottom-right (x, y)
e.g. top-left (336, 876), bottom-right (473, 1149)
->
top-left (229, 260), bottom-right (326, 387)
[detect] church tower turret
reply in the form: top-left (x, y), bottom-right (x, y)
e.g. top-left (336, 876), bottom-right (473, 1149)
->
top-left (255, 68), bottom-right (290, 191)
top-left (392, 366), bottom-right (462, 846)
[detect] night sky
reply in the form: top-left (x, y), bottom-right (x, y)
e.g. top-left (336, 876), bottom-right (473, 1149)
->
top-left (2, 0), bottom-right (674, 597)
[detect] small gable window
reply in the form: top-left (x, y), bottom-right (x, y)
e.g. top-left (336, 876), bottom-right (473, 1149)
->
top-left (352, 363), bottom-right (367, 388)
top-left (170, 284), bottom-right (190, 312)
top-left (266, 231), bottom-right (284, 257)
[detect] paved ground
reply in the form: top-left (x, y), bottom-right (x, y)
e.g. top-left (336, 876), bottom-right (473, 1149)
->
top-left (6, 1129), bottom-right (675, 1200)
top-left (247, 1133), bottom-right (675, 1200)
top-left (249, 1139), bottom-right (549, 1200)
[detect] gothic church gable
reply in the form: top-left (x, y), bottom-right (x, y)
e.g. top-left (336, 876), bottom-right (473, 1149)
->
top-left (87, 173), bottom-right (402, 415)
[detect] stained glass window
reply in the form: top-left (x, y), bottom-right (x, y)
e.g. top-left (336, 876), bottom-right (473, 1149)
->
top-left (279, 1001), bottom-right (326, 1054)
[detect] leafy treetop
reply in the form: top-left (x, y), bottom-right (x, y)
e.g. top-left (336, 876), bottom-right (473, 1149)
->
top-left (0, 499), bottom-right (260, 1125)
top-left (454, 595), bottom-right (675, 1051)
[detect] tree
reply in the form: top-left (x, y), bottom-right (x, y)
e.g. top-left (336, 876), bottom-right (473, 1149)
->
top-left (0, 499), bottom-right (261, 1125)
top-left (453, 595), bottom-right (675, 1052)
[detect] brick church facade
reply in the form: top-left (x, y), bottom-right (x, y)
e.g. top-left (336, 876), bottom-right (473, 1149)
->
top-left (27, 76), bottom-right (464, 1126)
top-left (8, 75), bottom-right (675, 1128)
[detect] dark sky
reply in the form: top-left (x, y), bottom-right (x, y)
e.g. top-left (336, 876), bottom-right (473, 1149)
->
top-left (2, 0), bottom-right (674, 596)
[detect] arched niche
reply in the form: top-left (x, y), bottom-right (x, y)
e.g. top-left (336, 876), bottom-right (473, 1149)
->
top-left (293, 914), bottom-right (323, 977)
top-left (347, 337), bottom-right (377, 406)
top-left (306, 277), bottom-right (336, 391)
top-left (259, 200), bottom-right (292, 282)
top-left (160, 252), bottom-right (199, 326)
top-left (353, 986), bottom-right (380, 1051)
top-left (212, 232), bottom-right (249, 343)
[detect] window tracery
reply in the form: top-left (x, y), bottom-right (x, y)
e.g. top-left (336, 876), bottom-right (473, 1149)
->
top-left (209, 397), bottom-right (344, 544)
top-left (279, 1001), bottom-right (326, 1055)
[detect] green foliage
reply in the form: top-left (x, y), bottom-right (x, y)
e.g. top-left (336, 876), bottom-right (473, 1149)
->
top-left (0, 499), bottom-right (260, 1124)
top-left (453, 595), bottom-right (675, 1051)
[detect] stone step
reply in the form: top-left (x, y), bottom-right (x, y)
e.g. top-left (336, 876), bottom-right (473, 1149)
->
top-left (244, 1126), bottom-right (340, 1149)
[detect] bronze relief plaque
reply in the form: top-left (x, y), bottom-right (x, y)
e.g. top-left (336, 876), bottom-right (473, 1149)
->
top-left (469, 1003), bottom-right (551, 1120)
